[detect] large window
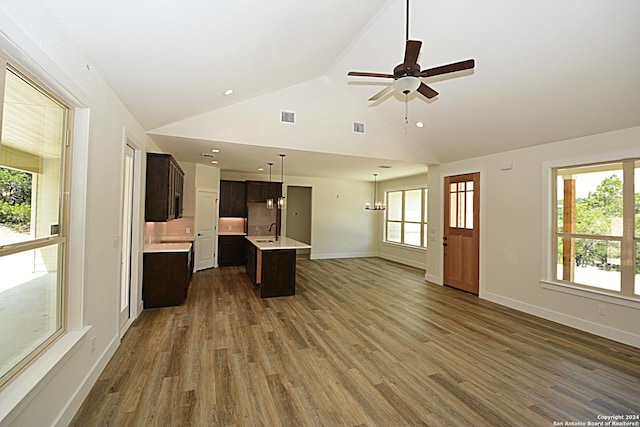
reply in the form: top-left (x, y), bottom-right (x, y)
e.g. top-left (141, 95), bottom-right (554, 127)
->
top-left (554, 160), bottom-right (639, 298)
top-left (0, 62), bottom-right (70, 389)
top-left (385, 188), bottom-right (428, 248)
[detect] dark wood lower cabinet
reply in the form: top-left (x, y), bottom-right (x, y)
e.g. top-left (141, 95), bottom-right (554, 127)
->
top-left (143, 249), bottom-right (192, 308)
top-left (218, 235), bottom-right (246, 266)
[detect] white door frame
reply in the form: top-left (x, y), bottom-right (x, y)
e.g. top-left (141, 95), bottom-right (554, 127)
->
top-left (118, 130), bottom-right (144, 337)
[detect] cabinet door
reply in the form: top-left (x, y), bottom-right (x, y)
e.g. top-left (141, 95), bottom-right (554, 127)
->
top-left (266, 182), bottom-right (282, 201)
top-left (231, 181), bottom-right (247, 217)
top-left (220, 181), bottom-right (233, 217)
top-left (246, 181), bottom-right (267, 203)
top-left (218, 235), bottom-right (246, 266)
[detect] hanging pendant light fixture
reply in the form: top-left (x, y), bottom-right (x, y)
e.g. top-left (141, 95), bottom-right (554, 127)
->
top-left (266, 162), bottom-right (274, 209)
top-left (365, 173), bottom-right (385, 211)
top-left (277, 154), bottom-right (286, 209)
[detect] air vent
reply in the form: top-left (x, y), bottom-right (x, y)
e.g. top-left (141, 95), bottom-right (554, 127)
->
top-left (201, 152), bottom-right (215, 158)
top-left (280, 110), bottom-right (296, 124)
top-left (353, 121), bottom-right (365, 134)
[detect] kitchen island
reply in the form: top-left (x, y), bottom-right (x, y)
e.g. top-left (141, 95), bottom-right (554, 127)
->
top-left (245, 236), bottom-right (311, 298)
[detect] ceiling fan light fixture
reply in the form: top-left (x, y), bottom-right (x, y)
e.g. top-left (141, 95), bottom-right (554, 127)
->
top-left (393, 76), bottom-right (421, 94)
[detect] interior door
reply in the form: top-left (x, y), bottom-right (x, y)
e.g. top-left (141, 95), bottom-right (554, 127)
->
top-left (443, 172), bottom-right (480, 294)
top-left (119, 145), bottom-right (135, 331)
top-left (195, 189), bottom-right (217, 271)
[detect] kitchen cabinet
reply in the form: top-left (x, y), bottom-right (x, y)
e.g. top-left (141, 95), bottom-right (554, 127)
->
top-left (143, 243), bottom-right (193, 308)
top-left (218, 235), bottom-right (246, 266)
top-left (246, 180), bottom-right (281, 203)
top-left (145, 153), bottom-right (184, 222)
top-left (220, 180), bottom-right (247, 217)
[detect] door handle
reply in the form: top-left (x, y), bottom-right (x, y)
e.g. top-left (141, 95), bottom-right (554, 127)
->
top-left (443, 236), bottom-right (447, 240)
top-left (443, 243), bottom-right (448, 247)
top-left (197, 233), bottom-right (202, 236)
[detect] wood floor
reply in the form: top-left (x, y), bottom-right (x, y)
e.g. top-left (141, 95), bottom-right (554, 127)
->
top-left (71, 258), bottom-right (640, 426)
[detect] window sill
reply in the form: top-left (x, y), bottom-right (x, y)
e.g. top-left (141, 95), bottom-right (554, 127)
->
top-left (381, 241), bottom-right (427, 252)
top-left (0, 326), bottom-right (90, 423)
top-left (540, 280), bottom-right (640, 309)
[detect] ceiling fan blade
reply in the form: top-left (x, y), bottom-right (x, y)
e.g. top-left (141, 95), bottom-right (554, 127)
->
top-left (368, 84), bottom-right (395, 101)
top-left (420, 59), bottom-right (475, 78)
top-left (417, 83), bottom-right (438, 99)
top-left (348, 71), bottom-right (394, 78)
top-left (403, 40), bottom-right (422, 68)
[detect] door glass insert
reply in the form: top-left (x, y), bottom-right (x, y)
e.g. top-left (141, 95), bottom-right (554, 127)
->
top-left (449, 180), bottom-right (474, 229)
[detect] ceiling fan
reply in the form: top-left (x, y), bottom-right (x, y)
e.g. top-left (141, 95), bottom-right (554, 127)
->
top-left (347, 0), bottom-right (475, 102)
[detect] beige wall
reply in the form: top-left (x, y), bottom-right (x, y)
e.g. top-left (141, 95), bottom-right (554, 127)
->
top-left (426, 126), bottom-right (640, 347)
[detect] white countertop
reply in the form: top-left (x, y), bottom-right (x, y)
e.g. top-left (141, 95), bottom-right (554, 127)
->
top-left (144, 242), bottom-right (192, 253)
top-left (245, 235), bottom-right (311, 251)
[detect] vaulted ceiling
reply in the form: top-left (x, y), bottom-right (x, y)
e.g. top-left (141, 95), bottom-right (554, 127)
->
top-left (41, 0), bottom-right (640, 181)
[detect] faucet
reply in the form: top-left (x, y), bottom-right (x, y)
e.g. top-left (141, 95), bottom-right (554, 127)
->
top-left (269, 222), bottom-right (279, 241)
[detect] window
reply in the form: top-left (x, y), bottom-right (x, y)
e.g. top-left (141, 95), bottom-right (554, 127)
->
top-left (0, 62), bottom-right (70, 389)
top-left (553, 160), bottom-right (639, 298)
top-left (385, 188), bottom-right (428, 248)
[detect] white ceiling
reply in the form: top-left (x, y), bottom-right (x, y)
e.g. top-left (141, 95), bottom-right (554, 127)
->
top-left (42, 0), bottom-right (640, 181)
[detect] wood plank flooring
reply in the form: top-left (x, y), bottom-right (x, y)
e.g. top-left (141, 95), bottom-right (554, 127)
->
top-left (71, 258), bottom-right (640, 426)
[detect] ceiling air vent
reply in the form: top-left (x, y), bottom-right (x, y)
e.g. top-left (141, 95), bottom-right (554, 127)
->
top-left (201, 152), bottom-right (215, 158)
top-left (280, 110), bottom-right (296, 124)
top-left (353, 121), bottom-right (365, 134)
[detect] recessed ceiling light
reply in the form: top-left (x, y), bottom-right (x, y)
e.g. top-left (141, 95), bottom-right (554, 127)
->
top-left (223, 89), bottom-right (234, 96)
top-left (258, 168), bottom-right (264, 171)
top-left (210, 160), bottom-right (218, 164)
top-left (211, 149), bottom-right (220, 153)
top-left (416, 121), bottom-right (425, 128)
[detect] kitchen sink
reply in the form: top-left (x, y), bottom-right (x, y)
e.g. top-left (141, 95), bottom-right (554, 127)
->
top-left (255, 239), bottom-right (275, 243)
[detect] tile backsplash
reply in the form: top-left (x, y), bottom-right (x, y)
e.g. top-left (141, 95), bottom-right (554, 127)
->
top-left (144, 216), bottom-right (195, 243)
top-left (247, 203), bottom-right (277, 236)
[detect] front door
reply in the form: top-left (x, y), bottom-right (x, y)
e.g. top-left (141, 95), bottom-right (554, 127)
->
top-left (195, 189), bottom-right (217, 271)
top-left (443, 172), bottom-right (480, 294)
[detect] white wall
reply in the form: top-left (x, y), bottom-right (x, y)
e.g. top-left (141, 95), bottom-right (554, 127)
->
top-left (0, 3), bottom-right (161, 425)
top-left (377, 173), bottom-right (429, 269)
top-left (426, 126), bottom-right (640, 347)
top-left (222, 171), bottom-right (377, 259)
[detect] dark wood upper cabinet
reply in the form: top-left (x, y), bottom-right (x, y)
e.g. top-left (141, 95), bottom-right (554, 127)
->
top-left (145, 153), bottom-right (184, 222)
top-left (220, 180), bottom-right (247, 217)
top-left (246, 180), bottom-right (281, 203)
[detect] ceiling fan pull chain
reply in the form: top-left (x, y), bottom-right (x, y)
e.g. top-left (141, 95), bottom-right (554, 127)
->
top-left (405, 94), bottom-right (409, 125)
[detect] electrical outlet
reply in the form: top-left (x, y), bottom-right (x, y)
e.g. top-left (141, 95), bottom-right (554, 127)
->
top-left (597, 304), bottom-right (605, 316)
top-left (90, 336), bottom-right (96, 353)
top-left (185, 227), bottom-right (190, 234)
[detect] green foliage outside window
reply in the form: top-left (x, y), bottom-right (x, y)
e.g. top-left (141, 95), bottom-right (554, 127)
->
top-left (0, 166), bottom-right (32, 232)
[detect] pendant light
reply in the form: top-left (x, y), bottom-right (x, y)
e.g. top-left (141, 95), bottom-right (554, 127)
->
top-left (266, 162), bottom-right (274, 209)
top-left (277, 154), bottom-right (286, 209)
top-left (365, 173), bottom-right (385, 210)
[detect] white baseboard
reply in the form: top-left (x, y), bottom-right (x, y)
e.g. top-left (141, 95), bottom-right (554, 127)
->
top-left (310, 251), bottom-right (376, 260)
top-left (378, 254), bottom-right (426, 270)
top-left (482, 291), bottom-right (640, 348)
top-left (54, 334), bottom-right (120, 426)
top-left (425, 274), bottom-right (442, 285)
